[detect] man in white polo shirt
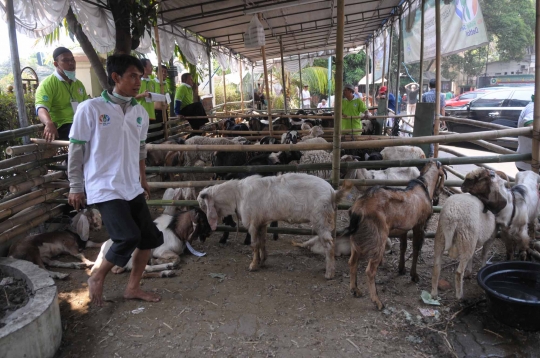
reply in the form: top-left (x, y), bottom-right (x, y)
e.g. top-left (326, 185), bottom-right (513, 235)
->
top-left (68, 54), bottom-right (163, 306)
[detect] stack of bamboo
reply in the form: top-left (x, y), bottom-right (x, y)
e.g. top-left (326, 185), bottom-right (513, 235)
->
top-left (0, 140), bottom-right (68, 252)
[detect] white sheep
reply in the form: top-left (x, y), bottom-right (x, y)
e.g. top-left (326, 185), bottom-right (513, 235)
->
top-left (381, 145), bottom-right (426, 160)
top-left (162, 187), bottom-right (197, 215)
top-left (184, 136), bottom-right (235, 166)
top-left (430, 194), bottom-right (496, 299)
top-left (301, 125), bottom-right (325, 141)
top-left (298, 150), bottom-right (333, 179)
top-left (197, 174), bottom-right (353, 279)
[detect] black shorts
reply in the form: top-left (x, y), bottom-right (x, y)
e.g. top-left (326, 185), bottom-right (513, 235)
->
top-left (57, 123), bottom-right (72, 140)
top-left (96, 194), bottom-right (163, 267)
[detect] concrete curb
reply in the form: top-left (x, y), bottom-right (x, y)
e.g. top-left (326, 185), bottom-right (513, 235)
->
top-left (0, 257), bottom-right (62, 358)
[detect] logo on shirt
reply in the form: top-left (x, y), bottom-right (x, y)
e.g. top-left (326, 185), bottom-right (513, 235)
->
top-left (78, 87), bottom-right (83, 95)
top-left (136, 117), bottom-right (142, 127)
top-left (42, 95), bottom-right (49, 101)
top-left (99, 114), bottom-right (111, 126)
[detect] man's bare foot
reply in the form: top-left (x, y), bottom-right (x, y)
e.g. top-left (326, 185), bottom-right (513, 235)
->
top-left (88, 276), bottom-right (105, 306)
top-left (124, 288), bottom-right (161, 302)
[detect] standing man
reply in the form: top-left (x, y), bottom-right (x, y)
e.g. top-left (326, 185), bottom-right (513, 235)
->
top-left (342, 84), bottom-right (369, 132)
top-left (302, 85), bottom-right (311, 109)
top-left (174, 73), bottom-right (208, 129)
top-left (68, 54), bottom-right (163, 306)
top-left (421, 78), bottom-right (446, 157)
top-left (516, 95), bottom-right (535, 171)
top-left (378, 86), bottom-right (396, 113)
top-left (404, 82), bottom-right (419, 116)
top-left (135, 59), bottom-right (156, 122)
top-left (353, 86), bottom-right (363, 99)
top-left (35, 47), bottom-right (88, 141)
top-left (317, 99), bottom-right (328, 109)
top-left (152, 64), bottom-right (171, 140)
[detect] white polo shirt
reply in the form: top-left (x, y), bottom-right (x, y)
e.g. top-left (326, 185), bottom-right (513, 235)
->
top-left (69, 91), bottom-right (149, 205)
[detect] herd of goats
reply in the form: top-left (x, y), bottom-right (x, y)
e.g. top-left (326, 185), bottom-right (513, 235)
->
top-left (7, 111), bottom-right (540, 310)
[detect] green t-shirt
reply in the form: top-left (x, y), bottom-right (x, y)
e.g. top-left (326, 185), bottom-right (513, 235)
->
top-left (35, 72), bottom-right (88, 128)
top-left (137, 78), bottom-right (156, 120)
top-left (174, 83), bottom-right (193, 110)
top-left (342, 97), bottom-right (367, 130)
top-left (150, 75), bottom-right (174, 98)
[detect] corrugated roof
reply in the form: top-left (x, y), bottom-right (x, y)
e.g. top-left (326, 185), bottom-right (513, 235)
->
top-left (159, 0), bottom-right (403, 63)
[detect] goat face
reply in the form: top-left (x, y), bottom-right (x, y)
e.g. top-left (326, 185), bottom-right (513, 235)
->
top-left (462, 168), bottom-right (508, 214)
top-left (198, 190), bottom-right (219, 230)
top-left (282, 130), bottom-right (298, 144)
top-left (187, 208), bottom-right (212, 243)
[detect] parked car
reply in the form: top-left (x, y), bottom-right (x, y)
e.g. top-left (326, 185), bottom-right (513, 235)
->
top-left (444, 87), bottom-right (533, 148)
top-left (445, 87), bottom-right (504, 108)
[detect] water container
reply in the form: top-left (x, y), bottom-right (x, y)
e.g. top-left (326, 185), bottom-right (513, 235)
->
top-left (244, 16), bottom-right (265, 48)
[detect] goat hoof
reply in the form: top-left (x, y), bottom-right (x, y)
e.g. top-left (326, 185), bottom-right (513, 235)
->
top-left (350, 288), bottom-right (363, 297)
top-left (410, 274), bottom-right (420, 283)
top-left (325, 271), bottom-right (335, 280)
top-left (243, 238), bottom-right (252, 245)
top-left (160, 270), bottom-right (176, 278)
top-left (273, 234), bottom-right (279, 241)
top-left (248, 263), bottom-right (259, 272)
top-left (218, 238), bottom-right (228, 244)
top-left (398, 267), bottom-right (406, 275)
top-left (375, 301), bottom-right (385, 311)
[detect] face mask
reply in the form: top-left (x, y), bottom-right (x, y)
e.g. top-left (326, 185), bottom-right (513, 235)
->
top-left (112, 91), bottom-right (132, 102)
top-left (63, 69), bottom-right (77, 81)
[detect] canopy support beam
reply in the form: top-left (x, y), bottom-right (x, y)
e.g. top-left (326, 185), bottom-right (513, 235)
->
top-left (298, 55), bottom-right (303, 108)
top-left (239, 57), bottom-right (244, 112)
top-left (279, 37), bottom-right (287, 111)
top-left (154, 24), bottom-right (168, 139)
top-left (433, 0), bottom-right (442, 157)
top-left (418, 0), bottom-right (426, 100)
top-left (259, 13), bottom-right (272, 135)
top-left (331, 0), bottom-right (345, 190)
top-left (532, 0), bottom-right (540, 173)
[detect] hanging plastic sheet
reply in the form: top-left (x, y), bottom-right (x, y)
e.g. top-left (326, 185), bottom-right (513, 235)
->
top-left (70, 0), bottom-right (115, 53)
top-left (0, 0), bottom-right (69, 38)
top-left (213, 49), bottom-right (229, 71)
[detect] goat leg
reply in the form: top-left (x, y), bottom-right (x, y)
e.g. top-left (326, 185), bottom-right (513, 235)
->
top-left (348, 243), bottom-right (362, 297)
top-left (409, 227), bottom-right (425, 283)
top-left (270, 221), bottom-right (279, 241)
top-left (243, 233), bottom-right (252, 245)
top-left (398, 234), bottom-right (408, 275)
top-left (219, 215), bottom-right (236, 244)
top-left (249, 227), bottom-right (262, 271)
top-left (366, 255), bottom-right (384, 310)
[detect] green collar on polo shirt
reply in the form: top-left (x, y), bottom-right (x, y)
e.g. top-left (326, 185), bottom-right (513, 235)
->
top-left (101, 90), bottom-right (138, 106)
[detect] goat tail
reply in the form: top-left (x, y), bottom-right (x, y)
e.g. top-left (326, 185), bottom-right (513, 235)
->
top-left (335, 180), bottom-right (354, 204)
top-left (340, 211), bottom-right (363, 238)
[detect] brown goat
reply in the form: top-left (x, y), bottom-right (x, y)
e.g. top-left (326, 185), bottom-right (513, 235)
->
top-left (343, 161), bottom-right (446, 310)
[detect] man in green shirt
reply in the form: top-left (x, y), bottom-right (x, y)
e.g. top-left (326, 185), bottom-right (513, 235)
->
top-left (174, 73), bottom-right (208, 129)
top-left (342, 84), bottom-right (368, 131)
top-left (35, 47), bottom-right (88, 141)
top-left (135, 59), bottom-right (156, 121)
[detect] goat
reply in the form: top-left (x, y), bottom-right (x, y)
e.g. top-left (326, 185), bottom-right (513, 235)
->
top-left (342, 161), bottom-right (420, 193)
top-left (92, 209), bottom-right (211, 278)
top-left (8, 209), bottom-right (102, 279)
top-left (198, 174), bottom-right (353, 279)
top-left (431, 194), bottom-right (497, 299)
top-left (162, 187), bottom-right (197, 215)
top-left (301, 125), bottom-right (325, 141)
top-left (342, 161), bottom-right (446, 310)
top-left (462, 169), bottom-right (540, 260)
top-left (146, 138), bottom-right (185, 167)
top-left (381, 146), bottom-right (426, 161)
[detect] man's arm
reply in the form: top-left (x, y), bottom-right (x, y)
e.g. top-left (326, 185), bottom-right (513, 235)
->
top-left (37, 108), bottom-right (59, 142)
top-left (35, 81), bottom-right (59, 142)
top-left (67, 143), bottom-right (86, 210)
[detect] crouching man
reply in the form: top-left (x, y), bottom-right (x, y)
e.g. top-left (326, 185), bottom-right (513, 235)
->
top-left (67, 54), bottom-right (164, 306)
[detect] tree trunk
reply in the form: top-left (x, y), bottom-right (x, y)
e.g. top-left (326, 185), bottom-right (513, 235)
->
top-left (65, 7), bottom-right (110, 91)
top-left (109, 0), bottom-right (133, 54)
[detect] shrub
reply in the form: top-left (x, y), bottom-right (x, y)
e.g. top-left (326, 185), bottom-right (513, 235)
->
top-left (0, 93), bottom-right (40, 160)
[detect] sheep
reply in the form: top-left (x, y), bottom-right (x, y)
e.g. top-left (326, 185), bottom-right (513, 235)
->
top-left (8, 209), bottom-right (102, 279)
top-left (301, 125), bottom-right (325, 141)
top-left (301, 122), bottom-right (312, 130)
top-left (162, 187), bottom-right (197, 215)
top-left (92, 209), bottom-right (211, 278)
top-left (430, 194), bottom-right (497, 300)
top-left (343, 162), bottom-right (421, 192)
top-left (381, 146), bottom-right (426, 161)
top-left (197, 174), bottom-right (353, 279)
top-left (342, 161), bottom-right (446, 310)
top-left (462, 169), bottom-right (540, 260)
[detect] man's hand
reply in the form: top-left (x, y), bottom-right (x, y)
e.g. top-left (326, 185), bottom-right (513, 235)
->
top-left (68, 192), bottom-right (86, 211)
top-left (141, 180), bottom-right (151, 200)
top-left (135, 91), bottom-right (150, 100)
top-left (43, 122), bottom-right (58, 142)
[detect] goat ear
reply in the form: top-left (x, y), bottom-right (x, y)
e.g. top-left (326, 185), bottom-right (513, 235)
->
top-left (77, 215), bottom-right (90, 241)
top-left (204, 195), bottom-right (218, 231)
top-left (495, 170), bottom-right (510, 187)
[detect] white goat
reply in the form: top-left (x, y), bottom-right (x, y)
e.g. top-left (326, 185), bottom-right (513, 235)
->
top-left (381, 146), bottom-right (426, 161)
top-left (301, 125), bottom-right (325, 141)
top-left (462, 169), bottom-right (540, 260)
top-left (197, 174), bottom-right (353, 279)
top-left (298, 150), bottom-right (333, 179)
top-left (431, 194), bottom-right (496, 299)
top-left (162, 187), bottom-right (197, 215)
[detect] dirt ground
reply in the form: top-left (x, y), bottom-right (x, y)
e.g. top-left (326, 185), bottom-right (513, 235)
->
top-left (50, 192), bottom-right (540, 358)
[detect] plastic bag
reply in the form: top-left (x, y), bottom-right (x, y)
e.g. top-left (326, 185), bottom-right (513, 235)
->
top-left (244, 15), bottom-right (265, 48)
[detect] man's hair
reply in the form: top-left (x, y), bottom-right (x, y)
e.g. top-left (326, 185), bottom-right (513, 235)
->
top-left (181, 73), bottom-right (192, 83)
top-left (107, 55), bottom-right (144, 87)
top-left (429, 78), bottom-right (436, 88)
top-left (52, 47), bottom-right (72, 61)
top-left (140, 58), bottom-right (151, 68)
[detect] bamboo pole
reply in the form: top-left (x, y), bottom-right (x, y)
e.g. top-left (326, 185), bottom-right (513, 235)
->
top-left (0, 203), bottom-right (57, 234)
top-left (153, 21), bottom-right (168, 140)
top-left (372, 37), bottom-right (376, 100)
top-left (259, 13), bottom-right (273, 136)
top-left (418, 0), bottom-right (425, 100)
top-left (443, 165), bottom-right (465, 180)
top-left (145, 127), bottom-right (531, 152)
top-left (395, 15), bottom-right (402, 111)
top-left (239, 57), bottom-right (245, 112)
top-left (222, 70), bottom-right (227, 113)
top-left (42, 181), bottom-right (69, 189)
top-left (441, 116), bottom-right (513, 130)
top-left (0, 187), bottom-right (53, 211)
top-left (0, 151), bottom-right (55, 170)
top-left (31, 138), bottom-right (70, 146)
top-left (0, 204), bottom-right (65, 245)
top-left (532, 0), bottom-right (540, 173)
top-left (298, 54), bottom-right (303, 107)
top-left (9, 171), bottom-right (64, 193)
top-left (0, 187), bottom-right (33, 204)
top-left (0, 188), bottom-right (68, 221)
top-left (0, 154), bottom-right (67, 177)
top-left (0, 167), bottom-right (48, 189)
top-left (0, 124), bottom-right (43, 142)
top-left (433, 0), bottom-right (442, 157)
top-left (443, 131), bottom-right (515, 155)
top-left (5, 144), bottom-right (48, 157)
top-left (332, 0), bottom-right (345, 189)
top-left (365, 44), bottom-right (370, 106)
top-left (279, 37), bottom-right (287, 111)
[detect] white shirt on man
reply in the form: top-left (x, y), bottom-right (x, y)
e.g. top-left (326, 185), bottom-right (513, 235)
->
top-left (317, 102), bottom-right (328, 108)
top-left (302, 89), bottom-right (311, 107)
top-left (69, 91), bottom-right (149, 205)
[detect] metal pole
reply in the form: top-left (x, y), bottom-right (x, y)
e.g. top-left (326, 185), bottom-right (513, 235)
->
top-left (259, 14), bottom-right (273, 135)
top-left (386, 25), bottom-right (394, 113)
top-left (332, 0), bottom-right (345, 190)
top-left (418, 0), bottom-right (426, 100)
top-left (6, 0), bottom-right (29, 143)
top-left (371, 37), bottom-right (376, 101)
top-left (239, 57), bottom-right (244, 112)
top-left (298, 54), bottom-right (303, 108)
top-left (222, 70), bottom-right (227, 112)
top-left (395, 15), bottom-right (402, 113)
top-left (365, 44), bottom-right (370, 107)
top-left (279, 37), bottom-right (287, 111)
top-left (381, 29), bottom-right (387, 89)
top-left (207, 41), bottom-right (214, 107)
top-left (433, 0), bottom-right (442, 157)
top-left (328, 56), bottom-right (332, 107)
top-left (251, 64), bottom-right (255, 109)
top-left (531, 0), bottom-right (540, 173)
top-left (153, 24), bottom-right (168, 139)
